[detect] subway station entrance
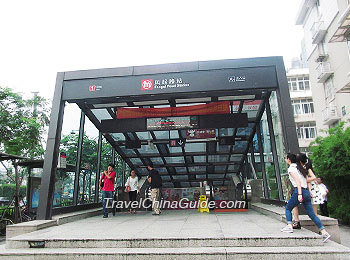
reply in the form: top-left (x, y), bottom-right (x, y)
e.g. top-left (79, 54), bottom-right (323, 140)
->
top-left (37, 56), bottom-right (299, 220)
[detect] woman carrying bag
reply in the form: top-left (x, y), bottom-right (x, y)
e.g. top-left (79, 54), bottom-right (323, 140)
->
top-left (125, 169), bottom-right (140, 214)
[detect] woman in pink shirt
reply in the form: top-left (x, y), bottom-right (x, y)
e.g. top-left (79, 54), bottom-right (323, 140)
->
top-left (99, 163), bottom-right (116, 218)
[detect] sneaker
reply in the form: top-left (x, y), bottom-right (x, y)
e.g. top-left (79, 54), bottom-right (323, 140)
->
top-left (103, 215), bottom-right (108, 218)
top-left (322, 232), bottom-right (331, 243)
top-left (292, 221), bottom-right (301, 229)
top-left (280, 225), bottom-right (293, 233)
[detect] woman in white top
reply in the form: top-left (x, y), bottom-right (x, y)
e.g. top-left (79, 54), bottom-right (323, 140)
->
top-left (292, 153), bottom-right (322, 229)
top-left (125, 170), bottom-right (139, 214)
top-left (281, 153), bottom-right (331, 243)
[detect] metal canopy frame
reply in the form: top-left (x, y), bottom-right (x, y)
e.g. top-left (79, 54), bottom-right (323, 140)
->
top-left (37, 56), bottom-right (299, 220)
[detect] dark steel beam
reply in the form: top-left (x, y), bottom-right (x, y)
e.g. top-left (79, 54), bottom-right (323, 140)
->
top-left (256, 122), bottom-right (269, 199)
top-left (73, 111), bottom-right (85, 206)
top-left (37, 73), bottom-right (65, 220)
top-left (94, 132), bottom-right (102, 203)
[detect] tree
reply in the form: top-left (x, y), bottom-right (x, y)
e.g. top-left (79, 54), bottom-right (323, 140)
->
top-left (310, 122), bottom-right (350, 224)
top-left (0, 87), bottom-right (50, 184)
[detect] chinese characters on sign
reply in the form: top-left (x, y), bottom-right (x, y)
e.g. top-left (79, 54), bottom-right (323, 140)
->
top-left (141, 77), bottom-right (190, 91)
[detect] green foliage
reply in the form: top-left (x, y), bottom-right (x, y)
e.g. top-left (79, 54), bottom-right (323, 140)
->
top-left (0, 184), bottom-right (26, 199)
top-left (0, 87), bottom-right (50, 158)
top-left (310, 122), bottom-right (350, 224)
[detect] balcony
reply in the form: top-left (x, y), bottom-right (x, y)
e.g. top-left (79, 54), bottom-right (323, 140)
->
top-left (316, 62), bottom-right (334, 83)
top-left (322, 106), bottom-right (340, 125)
top-left (311, 21), bottom-right (327, 45)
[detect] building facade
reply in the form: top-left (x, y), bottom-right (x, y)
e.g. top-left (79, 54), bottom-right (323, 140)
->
top-left (296, 0), bottom-right (350, 136)
top-left (287, 65), bottom-right (317, 154)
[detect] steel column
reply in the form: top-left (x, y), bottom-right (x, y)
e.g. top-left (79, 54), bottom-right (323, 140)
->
top-left (95, 132), bottom-right (102, 202)
top-left (266, 100), bottom-right (284, 200)
top-left (37, 72), bottom-right (65, 220)
top-left (73, 111), bottom-right (85, 206)
top-left (256, 123), bottom-right (269, 199)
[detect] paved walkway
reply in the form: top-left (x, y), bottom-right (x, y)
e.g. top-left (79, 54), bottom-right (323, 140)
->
top-left (339, 224), bottom-right (350, 248)
top-left (9, 209), bottom-right (320, 241)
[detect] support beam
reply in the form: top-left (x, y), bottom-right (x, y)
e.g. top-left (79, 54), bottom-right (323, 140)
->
top-left (94, 132), bottom-right (102, 202)
top-left (73, 111), bottom-right (85, 206)
top-left (37, 73), bottom-right (65, 220)
top-left (256, 123), bottom-right (269, 199)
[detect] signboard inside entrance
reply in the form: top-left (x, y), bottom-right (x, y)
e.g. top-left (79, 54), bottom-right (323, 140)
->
top-left (186, 129), bottom-right (216, 141)
top-left (170, 139), bottom-right (186, 147)
top-left (147, 116), bottom-right (199, 130)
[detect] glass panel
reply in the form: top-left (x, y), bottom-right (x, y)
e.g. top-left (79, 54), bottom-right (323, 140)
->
top-left (268, 91), bottom-right (289, 200)
top-left (237, 128), bottom-right (251, 136)
top-left (185, 143), bottom-right (206, 153)
top-left (219, 128), bottom-right (234, 137)
top-left (150, 157), bottom-right (164, 164)
top-left (135, 167), bottom-right (148, 175)
top-left (175, 167), bottom-right (187, 173)
top-left (59, 103), bottom-right (81, 207)
top-left (157, 167), bottom-right (168, 174)
top-left (129, 158), bottom-right (143, 165)
top-left (228, 165), bottom-right (239, 171)
top-left (168, 146), bottom-right (183, 153)
top-left (230, 155), bottom-right (242, 162)
top-left (56, 170), bottom-right (75, 207)
top-left (101, 136), bottom-right (113, 171)
top-left (161, 175), bottom-right (171, 181)
top-left (79, 117), bottom-right (99, 205)
top-left (137, 145), bottom-right (159, 154)
top-left (170, 130), bottom-right (179, 138)
top-left (196, 174), bottom-right (206, 179)
top-left (135, 132), bottom-right (151, 140)
top-left (165, 157), bottom-right (185, 164)
top-left (110, 133), bottom-right (126, 141)
top-left (91, 109), bottom-right (112, 122)
top-left (216, 143), bottom-right (231, 152)
top-left (214, 165), bottom-right (226, 172)
top-left (154, 131), bottom-right (169, 139)
top-left (172, 175), bottom-right (188, 180)
top-left (193, 156), bottom-right (206, 162)
top-left (208, 174), bottom-right (225, 179)
top-left (208, 155), bottom-right (229, 162)
top-left (188, 166), bottom-right (206, 172)
top-left (233, 141), bottom-right (248, 152)
top-left (120, 147), bottom-right (137, 155)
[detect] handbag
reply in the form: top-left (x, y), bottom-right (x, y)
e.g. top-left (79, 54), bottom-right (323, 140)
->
top-left (125, 177), bottom-right (131, 192)
top-left (100, 174), bottom-right (105, 188)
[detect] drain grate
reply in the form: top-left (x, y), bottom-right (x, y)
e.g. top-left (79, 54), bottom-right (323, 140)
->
top-left (29, 241), bottom-right (45, 248)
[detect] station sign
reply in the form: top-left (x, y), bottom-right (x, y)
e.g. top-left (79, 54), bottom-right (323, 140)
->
top-left (169, 139), bottom-right (186, 147)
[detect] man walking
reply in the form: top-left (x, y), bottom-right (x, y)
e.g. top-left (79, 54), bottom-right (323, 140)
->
top-left (99, 163), bottom-right (116, 218)
top-left (317, 177), bottom-right (329, 217)
top-left (147, 165), bottom-right (162, 215)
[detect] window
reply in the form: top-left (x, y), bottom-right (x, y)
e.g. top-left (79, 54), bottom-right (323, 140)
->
top-left (296, 122), bottom-right (317, 139)
top-left (292, 99), bottom-right (314, 115)
top-left (324, 77), bottom-right (335, 103)
top-left (288, 76), bottom-right (310, 92)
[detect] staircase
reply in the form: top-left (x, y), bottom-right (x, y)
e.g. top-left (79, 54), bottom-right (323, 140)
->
top-left (1, 210), bottom-right (350, 259)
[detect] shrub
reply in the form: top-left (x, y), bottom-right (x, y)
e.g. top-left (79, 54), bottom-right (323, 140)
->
top-left (310, 122), bottom-right (350, 224)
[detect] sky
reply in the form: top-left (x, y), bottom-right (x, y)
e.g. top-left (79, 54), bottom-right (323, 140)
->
top-left (0, 0), bottom-right (304, 101)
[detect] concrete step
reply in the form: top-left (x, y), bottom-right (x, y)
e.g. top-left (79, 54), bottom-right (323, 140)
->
top-left (1, 242), bottom-right (350, 260)
top-left (6, 235), bottom-right (324, 249)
